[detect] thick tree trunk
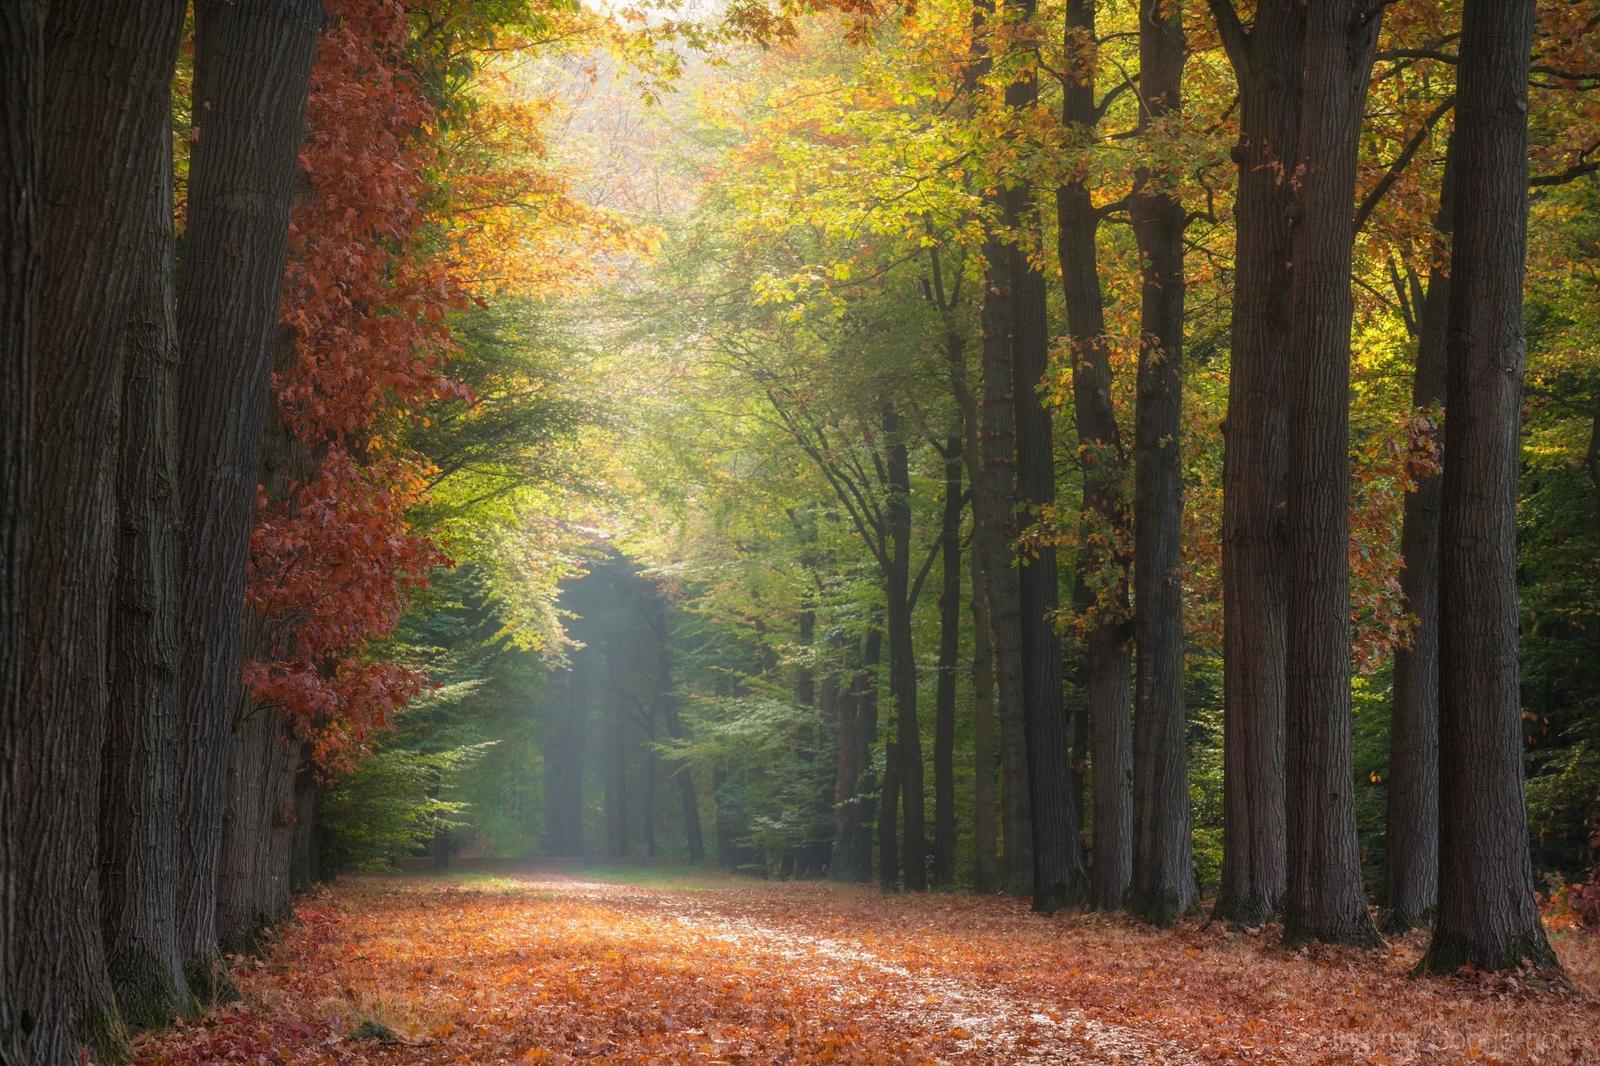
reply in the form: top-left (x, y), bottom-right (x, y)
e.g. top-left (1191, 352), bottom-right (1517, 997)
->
top-left (1209, 0), bottom-right (1299, 928)
top-left (977, 238), bottom-right (1033, 895)
top-left (1281, 0), bottom-right (1381, 948)
top-left (1422, 0), bottom-right (1557, 976)
top-left (101, 120), bottom-right (192, 1030)
top-left (1384, 155), bottom-right (1452, 933)
top-left (933, 441), bottom-right (963, 888)
top-left (1008, 0), bottom-right (1089, 913)
top-left (175, 0), bottom-right (322, 990)
top-left (0, 7), bottom-right (39, 1056)
top-left (883, 407), bottom-right (927, 891)
top-left (1128, 0), bottom-right (1194, 927)
top-left (289, 749), bottom-right (320, 893)
top-left (13, 3), bottom-right (185, 1061)
top-left (215, 672), bottom-right (299, 954)
top-left (1059, 0), bottom-right (1131, 913)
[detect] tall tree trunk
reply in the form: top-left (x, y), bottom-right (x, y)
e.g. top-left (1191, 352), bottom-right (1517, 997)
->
top-left (970, 547), bottom-right (1001, 893)
top-left (837, 628), bottom-right (882, 881)
top-left (1422, 0), bottom-right (1557, 976)
top-left (289, 746), bottom-right (320, 892)
top-left (1059, 0), bottom-right (1132, 912)
top-left (175, 0), bottom-right (322, 992)
top-left (101, 116), bottom-right (192, 1030)
top-left (1281, 0), bottom-right (1381, 948)
top-left (880, 738), bottom-right (902, 889)
top-left (215, 695), bottom-right (298, 954)
top-left (956, 356), bottom-right (1002, 893)
top-left (541, 659), bottom-right (587, 856)
top-left (14, 3), bottom-right (185, 1060)
top-left (644, 697), bottom-right (658, 860)
top-left (1384, 149), bottom-right (1453, 934)
top-left (1008, 0), bottom-right (1089, 915)
top-left (883, 405), bottom-right (926, 890)
top-left (1129, 0), bottom-right (1194, 927)
top-left (653, 597), bottom-right (705, 863)
top-left (977, 235), bottom-right (1033, 895)
top-left (0, 7), bottom-right (40, 1055)
top-left (1208, 0), bottom-right (1300, 928)
top-left (933, 441), bottom-right (963, 888)
top-left (609, 670), bottom-right (629, 859)
top-left (713, 762), bottom-right (735, 869)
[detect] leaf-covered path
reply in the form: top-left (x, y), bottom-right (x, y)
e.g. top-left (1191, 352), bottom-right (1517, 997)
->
top-left (135, 863), bottom-right (1599, 1064)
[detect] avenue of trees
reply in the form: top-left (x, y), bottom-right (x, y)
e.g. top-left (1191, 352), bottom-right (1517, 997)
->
top-left (3, 0), bottom-right (1600, 1062)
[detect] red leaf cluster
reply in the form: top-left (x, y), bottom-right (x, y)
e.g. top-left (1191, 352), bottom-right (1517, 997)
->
top-left (245, 0), bottom-right (470, 764)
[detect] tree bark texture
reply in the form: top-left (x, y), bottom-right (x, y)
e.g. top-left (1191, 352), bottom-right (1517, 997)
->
top-left (1384, 148), bottom-right (1453, 934)
top-left (175, 0), bottom-right (322, 986)
top-left (1423, 0), bottom-right (1557, 976)
top-left (978, 234), bottom-right (1033, 895)
top-left (215, 695), bottom-right (299, 954)
top-left (1209, 0), bottom-right (1299, 928)
top-left (0, 4), bottom-right (42, 1060)
top-left (1008, 0), bottom-right (1089, 912)
top-left (14, 3), bottom-right (185, 1060)
top-left (1281, 0), bottom-right (1381, 947)
top-left (100, 114), bottom-right (191, 1031)
top-left (1129, 0), bottom-right (1194, 927)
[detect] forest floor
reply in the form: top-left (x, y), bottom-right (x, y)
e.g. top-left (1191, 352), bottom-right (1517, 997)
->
top-left (134, 861), bottom-right (1600, 1065)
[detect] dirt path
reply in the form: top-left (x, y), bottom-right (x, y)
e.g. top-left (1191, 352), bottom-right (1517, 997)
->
top-left (532, 875), bottom-right (1189, 1064)
top-left (132, 863), bottom-right (1599, 1065)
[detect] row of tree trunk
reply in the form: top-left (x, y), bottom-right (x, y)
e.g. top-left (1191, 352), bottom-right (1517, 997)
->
top-left (848, 0), bottom-right (1559, 978)
top-left (2, 2), bottom-right (328, 1062)
top-left (1200, 0), bottom-right (1555, 971)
